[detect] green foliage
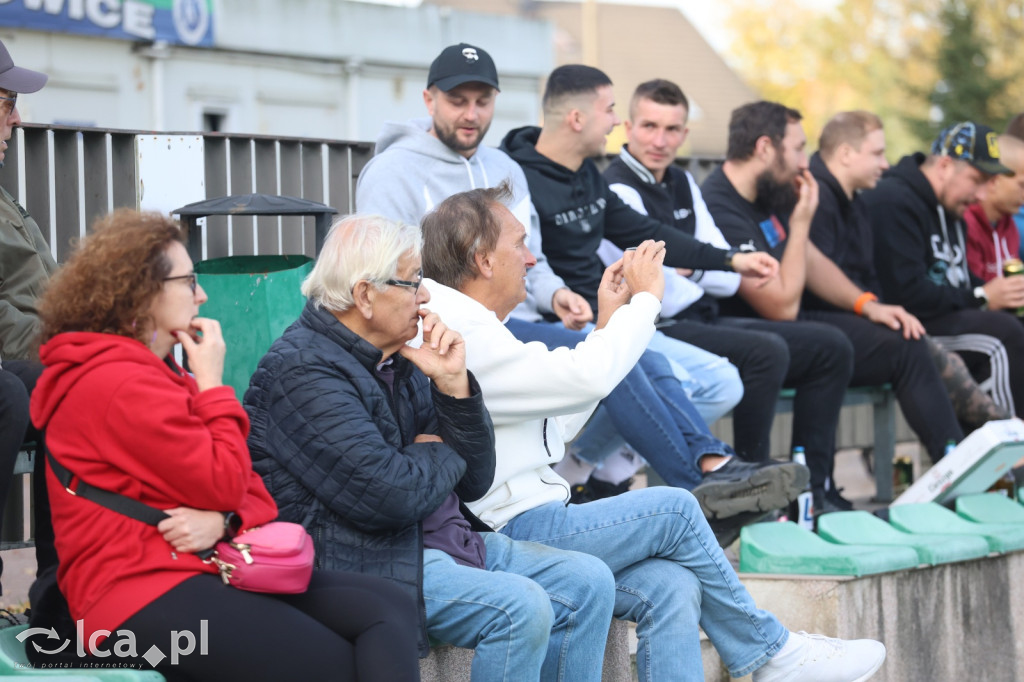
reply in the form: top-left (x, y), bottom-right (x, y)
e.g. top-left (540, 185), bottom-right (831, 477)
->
top-left (904, 0), bottom-right (1014, 142)
top-left (724, 0), bottom-right (1024, 157)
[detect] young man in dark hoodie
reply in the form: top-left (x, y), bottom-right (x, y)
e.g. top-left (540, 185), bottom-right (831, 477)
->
top-left (864, 122), bottom-right (1024, 418)
top-left (805, 111), bottom-right (966, 465)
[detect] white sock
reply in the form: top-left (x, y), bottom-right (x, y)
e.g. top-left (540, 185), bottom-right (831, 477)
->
top-left (592, 448), bottom-right (646, 484)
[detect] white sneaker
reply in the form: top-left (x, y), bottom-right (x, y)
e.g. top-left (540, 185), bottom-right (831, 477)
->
top-left (753, 631), bottom-right (886, 682)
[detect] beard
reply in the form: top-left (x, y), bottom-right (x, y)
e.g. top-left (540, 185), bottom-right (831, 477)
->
top-left (754, 167), bottom-right (798, 217)
top-left (434, 120), bottom-right (490, 155)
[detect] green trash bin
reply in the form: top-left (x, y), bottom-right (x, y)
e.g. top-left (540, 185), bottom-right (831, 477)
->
top-left (195, 254), bottom-right (313, 400)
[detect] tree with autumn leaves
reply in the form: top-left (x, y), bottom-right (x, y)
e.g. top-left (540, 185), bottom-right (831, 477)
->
top-left (724, 0), bottom-right (1024, 156)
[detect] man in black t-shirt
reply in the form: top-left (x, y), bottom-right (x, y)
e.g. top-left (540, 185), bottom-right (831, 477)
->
top-left (701, 101), bottom-right (917, 510)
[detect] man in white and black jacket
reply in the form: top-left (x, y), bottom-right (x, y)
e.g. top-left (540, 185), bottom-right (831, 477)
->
top-left (864, 121), bottom-right (1024, 418)
top-left (599, 81), bottom-right (861, 513)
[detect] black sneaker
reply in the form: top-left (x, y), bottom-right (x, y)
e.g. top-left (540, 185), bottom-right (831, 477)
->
top-left (693, 458), bottom-right (810, 520)
top-left (814, 486), bottom-right (854, 514)
top-left (568, 477), bottom-right (633, 504)
top-left (587, 477), bottom-right (633, 500)
top-left (569, 483), bottom-right (593, 505)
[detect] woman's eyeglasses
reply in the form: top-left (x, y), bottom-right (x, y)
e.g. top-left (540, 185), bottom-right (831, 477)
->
top-left (163, 273), bottom-right (198, 293)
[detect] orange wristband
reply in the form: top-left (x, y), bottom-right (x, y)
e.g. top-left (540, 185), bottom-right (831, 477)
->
top-left (854, 292), bottom-right (878, 316)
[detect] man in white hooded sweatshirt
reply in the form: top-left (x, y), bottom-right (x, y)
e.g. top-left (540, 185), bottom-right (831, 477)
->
top-left (415, 184), bottom-right (888, 682)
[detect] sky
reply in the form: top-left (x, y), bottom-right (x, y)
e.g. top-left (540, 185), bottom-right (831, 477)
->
top-left (352, 0), bottom-right (735, 53)
top-left (350, 0), bottom-right (841, 61)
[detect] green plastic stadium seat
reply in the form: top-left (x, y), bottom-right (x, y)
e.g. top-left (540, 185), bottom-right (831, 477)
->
top-left (739, 521), bottom-right (921, 576)
top-left (888, 502), bottom-right (1024, 553)
top-left (816, 510), bottom-right (990, 565)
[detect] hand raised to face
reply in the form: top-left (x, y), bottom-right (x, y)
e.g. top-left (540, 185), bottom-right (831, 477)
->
top-left (399, 309), bottom-right (471, 398)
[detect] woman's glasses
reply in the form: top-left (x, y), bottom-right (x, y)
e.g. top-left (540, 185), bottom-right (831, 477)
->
top-left (163, 273), bottom-right (197, 293)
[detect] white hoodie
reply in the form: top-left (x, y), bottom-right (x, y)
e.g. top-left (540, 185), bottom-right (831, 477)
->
top-left (420, 279), bottom-right (659, 530)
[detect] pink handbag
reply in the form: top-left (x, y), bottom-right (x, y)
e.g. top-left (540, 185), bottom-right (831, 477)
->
top-left (207, 522), bottom-right (315, 594)
top-left (46, 449), bottom-right (314, 594)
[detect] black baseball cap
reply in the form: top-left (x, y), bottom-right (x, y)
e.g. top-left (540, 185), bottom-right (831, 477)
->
top-left (427, 43), bottom-right (500, 92)
top-left (0, 38), bottom-right (48, 94)
top-left (931, 121), bottom-right (1013, 176)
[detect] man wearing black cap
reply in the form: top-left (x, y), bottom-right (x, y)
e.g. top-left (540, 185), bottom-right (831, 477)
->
top-left (356, 42), bottom-right (593, 345)
top-left (0, 36), bottom-right (54, 597)
top-left (864, 121), bottom-right (1024, 418)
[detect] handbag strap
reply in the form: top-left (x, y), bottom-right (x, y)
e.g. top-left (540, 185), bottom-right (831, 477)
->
top-left (46, 447), bottom-right (169, 527)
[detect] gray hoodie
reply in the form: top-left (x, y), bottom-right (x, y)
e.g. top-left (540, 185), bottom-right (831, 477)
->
top-left (355, 117), bottom-right (566, 321)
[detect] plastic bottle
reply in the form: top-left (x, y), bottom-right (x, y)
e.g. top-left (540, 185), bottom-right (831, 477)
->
top-left (789, 446), bottom-right (815, 531)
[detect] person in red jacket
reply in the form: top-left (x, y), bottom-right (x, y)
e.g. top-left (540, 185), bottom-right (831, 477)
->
top-left (29, 210), bottom-right (419, 682)
top-left (965, 134), bottom-right (1024, 282)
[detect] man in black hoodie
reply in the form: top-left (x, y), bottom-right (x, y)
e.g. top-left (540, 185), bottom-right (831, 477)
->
top-left (805, 111), bottom-right (963, 467)
top-left (864, 122), bottom-right (1024, 418)
top-left (501, 65), bottom-right (778, 310)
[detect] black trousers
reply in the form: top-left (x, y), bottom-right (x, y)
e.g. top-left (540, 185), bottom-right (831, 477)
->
top-left (0, 360), bottom-right (45, 595)
top-left (801, 310), bottom-right (963, 462)
top-left (103, 572), bottom-right (421, 682)
top-left (923, 308), bottom-right (1024, 419)
top-left (661, 316), bottom-right (853, 491)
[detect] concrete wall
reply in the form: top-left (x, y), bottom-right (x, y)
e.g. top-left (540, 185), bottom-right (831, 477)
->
top-left (702, 551), bottom-right (1024, 681)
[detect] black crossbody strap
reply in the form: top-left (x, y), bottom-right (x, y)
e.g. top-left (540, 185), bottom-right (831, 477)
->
top-left (46, 448), bottom-right (170, 527)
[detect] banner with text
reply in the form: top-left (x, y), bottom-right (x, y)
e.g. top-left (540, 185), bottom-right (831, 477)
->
top-left (0, 0), bottom-right (214, 47)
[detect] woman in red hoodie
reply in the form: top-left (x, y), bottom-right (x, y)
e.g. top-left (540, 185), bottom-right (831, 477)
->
top-left (29, 210), bottom-right (419, 682)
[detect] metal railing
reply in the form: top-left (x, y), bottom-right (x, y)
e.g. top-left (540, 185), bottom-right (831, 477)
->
top-left (0, 122), bottom-right (914, 554)
top-left (0, 123), bottom-right (374, 263)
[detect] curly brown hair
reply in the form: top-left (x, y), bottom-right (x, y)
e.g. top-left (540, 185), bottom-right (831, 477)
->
top-left (38, 210), bottom-right (186, 346)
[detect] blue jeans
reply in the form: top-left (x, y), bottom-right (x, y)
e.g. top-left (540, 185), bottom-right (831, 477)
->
top-left (500, 488), bottom-right (788, 681)
top-left (423, 532), bottom-right (615, 682)
top-left (646, 328), bottom-right (743, 424)
top-left (506, 319), bottom-right (732, 490)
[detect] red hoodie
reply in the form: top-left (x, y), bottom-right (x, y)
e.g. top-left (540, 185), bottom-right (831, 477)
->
top-left (30, 332), bottom-right (277, 640)
top-left (964, 202), bottom-right (1021, 282)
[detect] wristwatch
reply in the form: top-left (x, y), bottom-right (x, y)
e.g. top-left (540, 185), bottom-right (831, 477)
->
top-left (973, 286), bottom-right (989, 310)
top-left (724, 247), bottom-right (741, 271)
top-left (222, 511), bottom-right (242, 539)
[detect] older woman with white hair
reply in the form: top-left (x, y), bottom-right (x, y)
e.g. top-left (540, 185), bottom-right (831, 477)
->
top-left (244, 214), bottom-right (617, 681)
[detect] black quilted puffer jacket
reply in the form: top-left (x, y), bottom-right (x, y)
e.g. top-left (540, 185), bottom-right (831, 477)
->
top-left (244, 301), bottom-right (496, 655)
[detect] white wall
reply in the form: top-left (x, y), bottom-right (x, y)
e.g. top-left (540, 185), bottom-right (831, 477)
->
top-left (0, 0), bottom-right (552, 144)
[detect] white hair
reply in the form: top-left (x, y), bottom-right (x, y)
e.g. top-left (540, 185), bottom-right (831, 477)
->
top-left (301, 214), bottom-right (422, 311)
